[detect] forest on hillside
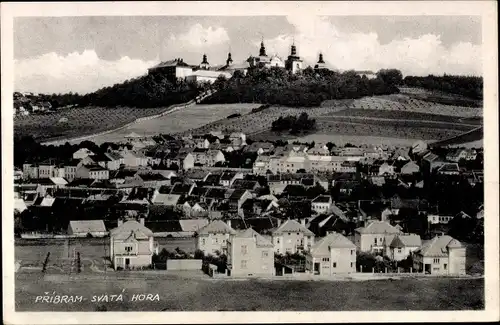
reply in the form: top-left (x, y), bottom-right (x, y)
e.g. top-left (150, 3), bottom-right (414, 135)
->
top-left (203, 67), bottom-right (401, 107)
top-left (403, 75), bottom-right (483, 100)
top-left (33, 74), bottom-right (209, 109)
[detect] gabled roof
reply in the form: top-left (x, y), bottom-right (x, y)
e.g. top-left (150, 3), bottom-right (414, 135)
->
top-left (197, 220), bottom-right (236, 235)
top-left (355, 221), bottom-right (401, 235)
top-left (179, 219), bottom-right (209, 232)
top-left (311, 232), bottom-right (356, 255)
top-left (233, 228), bottom-right (274, 248)
top-left (415, 235), bottom-right (463, 257)
top-left (152, 192), bottom-right (181, 206)
top-left (312, 195), bottom-right (331, 204)
top-left (110, 220), bottom-right (153, 238)
top-left (390, 234), bottom-right (422, 248)
top-left (273, 219), bottom-right (314, 236)
top-left (69, 220), bottom-right (107, 234)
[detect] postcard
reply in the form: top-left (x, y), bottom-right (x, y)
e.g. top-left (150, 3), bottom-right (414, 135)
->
top-left (2, 1), bottom-right (498, 324)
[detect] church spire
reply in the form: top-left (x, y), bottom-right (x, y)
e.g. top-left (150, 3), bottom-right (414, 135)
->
top-left (259, 37), bottom-right (267, 57)
top-left (202, 53), bottom-right (209, 64)
top-left (226, 51), bottom-right (233, 66)
top-left (317, 52), bottom-right (325, 64)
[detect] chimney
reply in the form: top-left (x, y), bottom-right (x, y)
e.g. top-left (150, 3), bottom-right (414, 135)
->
top-left (118, 219), bottom-right (123, 227)
top-left (226, 219), bottom-right (232, 229)
top-left (301, 219), bottom-right (306, 227)
top-left (139, 217), bottom-right (145, 226)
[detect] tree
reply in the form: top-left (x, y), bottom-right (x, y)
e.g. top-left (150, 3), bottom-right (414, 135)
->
top-left (377, 69), bottom-right (403, 86)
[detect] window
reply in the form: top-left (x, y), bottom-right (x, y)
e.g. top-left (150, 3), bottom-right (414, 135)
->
top-left (241, 245), bottom-right (247, 255)
top-left (374, 238), bottom-right (378, 244)
top-left (332, 262), bottom-right (337, 268)
top-left (202, 239), bottom-right (206, 245)
top-left (433, 258), bottom-right (440, 264)
top-left (277, 238), bottom-right (280, 244)
top-left (262, 251), bottom-right (268, 258)
top-left (397, 248), bottom-right (402, 253)
top-left (443, 264), bottom-right (447, 270)
top-left (322, 257), bottom-right (330, 262)
top-left (351, 250), bottom-right (354, 255)
top-left (288, 233), bottom-right (291, 236)
top-left (125, 246), bottom-right (133, 253)
top-left (351, 262), bottom-right (354, 268)
top-left (241, 260), bottom-right (247, 269)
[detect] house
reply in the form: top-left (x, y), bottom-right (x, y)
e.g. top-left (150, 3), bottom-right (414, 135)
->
top-left (38, 159), bottom-right (58, 178)
top-left (64, 159), bottom-right (85, 182)
top-left (427, 214), bottom-right (454, 224)
top-left (378, 162), bottom-right (395, 176)
top-left (387, 234), bottom-right (422, 261)
top-left (227, 228), bottom-right (275, 277)
top-left (231, 179), bottom-right (260, 191)
top-left (168, 152), bottom-right (195, 170)
top-left (67, 220), bottom-right (107, 238)
top-left (446, 148), bottom-right (477, 162)
top-left (272, 219), bottom-right (315, 254)
top-left (109, 219), bottom-right (157, 270)
top-left (412, 235), bottom-right (466, 275)
top-left (311, 195), bottom-right (333, 215)
top-left (305, 232), bottom-right (356, 275)
top-left (354, 221), bottom-right (402, 253)
top-left (185, 169), bottom-right (211, 183)
top-left (436, 163), bottom-right (460, 176)
top-left (75, 164), bottom-right (110, 180)
top-left (220, 171), bottom-right (243, 187)
top-left (190, 202), bottom-right (209, 218)
top-left (22, 163), bottom-right (39, 179)
top-left (228, 189), bottom-right (253, 216)
top-left (228, 132), bottom-right (247, 149)
top-left (151, 192), bottom-right (181, 206)
top-left (121, 150), bottom-right (149, 167)
top-left (196, 220), bottom-right (236, 255)
top-left (243, 142), bottom-right (275, 155)
top-left (137, 173), bottom-right (170, 188)
top-left (104, 151), bottom-right (124, 170)
top-left (73, 148), bottom-right (95, 160)
top-left (400, 161), bottom-right (420, 175)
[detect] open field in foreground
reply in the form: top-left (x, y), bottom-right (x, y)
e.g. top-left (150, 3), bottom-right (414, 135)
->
top-left (15, 274), bottom-right (484, 311)
top-left (14, 106), bottom-right (168, 143)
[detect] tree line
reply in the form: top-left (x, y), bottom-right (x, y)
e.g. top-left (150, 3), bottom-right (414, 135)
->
top-left (30, 73), bottom-right (209, 109)
top-left (403, 74), bottom-right (483, 100)
top-left (271, 112), bottom-right (317, 134)
top-left (203, 67), bottom-right (401, 107)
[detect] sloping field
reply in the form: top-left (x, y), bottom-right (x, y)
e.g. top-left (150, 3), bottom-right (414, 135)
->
top-left (185, 94), bottom-right (481, 145)
top-left (14, 107), bottom-right (168, 142)
top-left (15, 274), bottom-right (483, 311)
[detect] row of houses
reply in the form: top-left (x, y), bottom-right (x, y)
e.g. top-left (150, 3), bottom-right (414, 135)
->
top-left (105, 218), bottom-right (466, 277)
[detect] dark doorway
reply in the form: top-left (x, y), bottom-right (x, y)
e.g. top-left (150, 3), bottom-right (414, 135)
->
top-left (125, 258), bottom-right (130, 269)
top-left (424, 263), bottom-right (431, 274)
top-left (314, 262), bottom-right (320, 275)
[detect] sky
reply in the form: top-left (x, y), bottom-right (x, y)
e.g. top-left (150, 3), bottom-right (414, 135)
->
top-left (14, 15), bottom-right (482, 94)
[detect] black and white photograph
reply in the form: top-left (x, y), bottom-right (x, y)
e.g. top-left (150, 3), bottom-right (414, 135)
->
top-left (2, 1), bottom-right (498, 324)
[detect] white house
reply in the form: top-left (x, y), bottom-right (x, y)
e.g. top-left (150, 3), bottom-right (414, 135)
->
top-left (412, 235), bottom-right (466, 275)
top-left (305, 232), bottom-right (357, 275)
top-left (272, 219), bottom-right (315, 254)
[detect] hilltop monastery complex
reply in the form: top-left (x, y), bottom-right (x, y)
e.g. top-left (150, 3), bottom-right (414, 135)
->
top-left (148, 40), bottom-right (332, 84)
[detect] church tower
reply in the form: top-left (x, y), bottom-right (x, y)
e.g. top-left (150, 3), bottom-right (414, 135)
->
top-left (314, 52), bottom-right (327, 70)
top-left (259, 39), bottom-right (267, 57)
top-left (200, 54), bottom-right (210, 70)
top-left (285, 40), bottom-right (303, 74)
top-left (226, 52), bottom-right (233, 66)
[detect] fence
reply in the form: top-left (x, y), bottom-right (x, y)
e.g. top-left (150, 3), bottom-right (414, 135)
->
top-left (166, 259), bottom-right (202, 271)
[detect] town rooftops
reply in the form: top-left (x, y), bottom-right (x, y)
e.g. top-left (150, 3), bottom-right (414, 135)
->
top-left (197, 220), bottom-right (236, 235)
top-left (150, 59), bottom-right (191, 69)
top-left (355, 220), bottom-right (402, 235)
top-left (272, 219), bottom-right (314, 236)
top-left (414, 235), bottom-right (463, 257)
top-left (69, 220), bottom-right (107, 234)
top-left (311, 232), bottom-right (356, 254)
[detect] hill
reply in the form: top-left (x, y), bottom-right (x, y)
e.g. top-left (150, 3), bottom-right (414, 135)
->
top-left (202, 67), bottom-right (400, 107)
